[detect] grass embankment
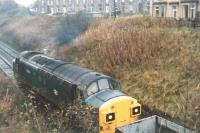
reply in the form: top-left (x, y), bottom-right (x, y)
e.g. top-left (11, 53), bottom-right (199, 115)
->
top-left (60, 16), bottom-right (200, 131)
top-left (0, 73), bottom-right (98, 133)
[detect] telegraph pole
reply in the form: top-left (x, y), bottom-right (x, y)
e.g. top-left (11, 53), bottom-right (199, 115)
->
top-left (113, 0), bottom-right (116, 19)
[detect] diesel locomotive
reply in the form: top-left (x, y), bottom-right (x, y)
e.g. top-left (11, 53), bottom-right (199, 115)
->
top-left (13, 51), bottom-right (141, 133)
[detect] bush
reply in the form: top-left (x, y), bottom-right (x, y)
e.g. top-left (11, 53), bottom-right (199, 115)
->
top-left (57, 11), bottom-right (93, 45)
top-left (16, 97), bottom-right (99, 133)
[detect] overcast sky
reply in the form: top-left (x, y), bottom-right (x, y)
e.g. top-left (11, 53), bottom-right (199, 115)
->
top-left (14, 0), bottom-right (36, 7)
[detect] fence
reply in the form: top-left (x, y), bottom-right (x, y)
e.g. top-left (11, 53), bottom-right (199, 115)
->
top-left (176, 19), bottom-right (200, 28)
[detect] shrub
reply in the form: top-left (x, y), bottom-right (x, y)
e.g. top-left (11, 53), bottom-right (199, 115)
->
top-left (57, 11), bottom-right (93, 45)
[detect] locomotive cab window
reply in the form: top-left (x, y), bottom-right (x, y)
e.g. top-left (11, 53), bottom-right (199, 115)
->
top-left (98, 79), bottom-right (109, 90)
top-left (87, 79), bottom-right (121, 96)
top-left (98, 79), bottom-right (120, 91)
top-left (109, 80), bottom-right (120, 90)
top-left (87, 82), bottom-right (98, 96)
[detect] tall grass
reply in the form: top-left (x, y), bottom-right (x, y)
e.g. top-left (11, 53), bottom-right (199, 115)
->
top-left (0, 75), bottom-right (14, 114)
top-left (60, 17), bottom-right (182, 74)
top-left (60, 16), bottom-right (200, 131)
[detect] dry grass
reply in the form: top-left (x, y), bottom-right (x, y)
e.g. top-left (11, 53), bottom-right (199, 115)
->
top-left (0, 75), bottom-right (14, 114)
top-left (7, 98), bottom-right (99, 133)
top-left (0, 73), bottom-right (98, 133)
top-left (60, 17), bottom-right (179, 74)
top-left (0, 89), bottom-right (13, 114)
top-left (60, 16), bottom-right (200, 131)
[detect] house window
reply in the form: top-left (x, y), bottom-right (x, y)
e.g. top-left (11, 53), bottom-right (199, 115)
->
top-left (91, 0), bottom-right (94, 4)
top-left (106, 0), bottom-right (109, 4)
top-left (106, 6), bottom-right (109, 13)
top-left (69, 0), bottom-right (72, 5)
top-left (160, 6), bottom-right (165, 17)
top-left (41, 0), bottom-right (44, 6)
top-left (129, 5), bottom-right (133, 11)
top-left (90, 7), bottom-right (93, 12)
top-left (51, 8), bottom-right (54, 14)
top-left (51, 0), bottom-right (53, 6)
top-left (155, 6), bottom-right (159, 16)
top-left (184, 5), bottom-right (189, 18)
top-left (56, 0), bottom-right (59, 5)
top-left (172, 6), bottom-right (177, 18)
top-left (63, 0), bottom-right (66, 5)
top-left (63, 7), bottom-right (67, 13)
top-left (55, 7), bottom-right (58, 12)
top-left (47, 0), bottom-right (50, 5)
top-left (98, 3), bottom-right (102, 8)
top-left (41, 8), bottom-right (45, 13)
top-left (191, 4), bottom-right (196, 19)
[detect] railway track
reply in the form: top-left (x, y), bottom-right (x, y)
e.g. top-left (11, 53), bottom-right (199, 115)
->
top-left (0, 41), bottom-right (19, 79)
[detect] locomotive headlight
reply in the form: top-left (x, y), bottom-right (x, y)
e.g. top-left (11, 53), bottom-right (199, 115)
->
top-left (106, 113), bottom-right (115, 122)
top-left (132, 106), bottom-right (141, 116)
top-left (134, 108), bottom-right (139, 113)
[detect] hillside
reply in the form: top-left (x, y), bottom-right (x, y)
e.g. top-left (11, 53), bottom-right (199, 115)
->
top-left (59, 16), bottom-right (200, 131)
top-left (0, 0), bottom-right (93, 52)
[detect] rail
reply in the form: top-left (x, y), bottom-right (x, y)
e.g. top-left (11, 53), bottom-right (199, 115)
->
top-left (0, 55), bottom-right (14, 79)
top-left (0, 41), bottom-right (18, 57)
top-left (0, 41), bottom-right (18, 79)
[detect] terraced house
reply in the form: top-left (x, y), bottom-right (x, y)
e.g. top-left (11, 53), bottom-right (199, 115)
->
top-left (31, 0), bottom-right (142, 16)
top-left (32, 0), bottom-right (86, 15)
top-left (151, 0), bottom-right (200, 19)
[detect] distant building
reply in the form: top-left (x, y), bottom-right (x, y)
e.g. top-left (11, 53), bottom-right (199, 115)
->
top-left (150, 0), bottom-right (200, 19)
top-left (32, 0), bottom-right (86, 15)
top-left (30, 0), bottom-right (144, 16)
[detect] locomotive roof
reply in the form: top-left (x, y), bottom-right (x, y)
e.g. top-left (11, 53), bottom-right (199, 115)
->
top-left (19, 51), bottom-right (126, 105)
top-left (20, 51), bottom-right (112, 91)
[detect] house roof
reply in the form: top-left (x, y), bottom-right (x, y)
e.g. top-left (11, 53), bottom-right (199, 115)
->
top-left (181, 0), bottom-right (199, 3)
